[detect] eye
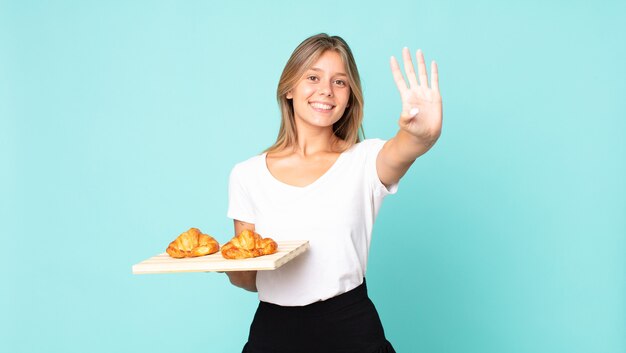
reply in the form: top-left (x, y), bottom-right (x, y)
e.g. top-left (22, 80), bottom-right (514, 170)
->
top-left (334, 79), bottom-right (347, 87)
top-left (307, 75), bottom-right (319, 82)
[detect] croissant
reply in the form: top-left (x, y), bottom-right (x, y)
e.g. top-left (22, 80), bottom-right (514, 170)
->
top-left (221, 229), bottom-right (278, 259)
top-left (166, 228), bottom-right (219, 258)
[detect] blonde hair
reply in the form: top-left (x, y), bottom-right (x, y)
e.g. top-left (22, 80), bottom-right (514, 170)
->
top-left (265, 33), bottom-right (364, 153)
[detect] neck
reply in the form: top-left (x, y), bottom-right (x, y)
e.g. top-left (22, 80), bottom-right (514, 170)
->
top-left (292, 124), bottom-right (339, 157)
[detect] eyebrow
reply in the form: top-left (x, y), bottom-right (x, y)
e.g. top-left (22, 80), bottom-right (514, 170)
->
top-left (308, 67), bottom-right (348, 77)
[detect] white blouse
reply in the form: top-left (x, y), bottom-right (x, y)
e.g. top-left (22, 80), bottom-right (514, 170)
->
top-left (227, 139), bottom-right (398, 306)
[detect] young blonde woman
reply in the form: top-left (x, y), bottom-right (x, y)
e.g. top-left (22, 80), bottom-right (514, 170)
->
top-left (226, 33), bottom-right (442, 353)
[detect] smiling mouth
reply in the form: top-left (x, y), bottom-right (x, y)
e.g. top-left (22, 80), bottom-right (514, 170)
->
top-left (309, 102), bottom-right (335, 111)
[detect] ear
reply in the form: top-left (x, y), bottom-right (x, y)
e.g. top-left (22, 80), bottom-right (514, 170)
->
top-left (286, 90), bottom-right (293, 99)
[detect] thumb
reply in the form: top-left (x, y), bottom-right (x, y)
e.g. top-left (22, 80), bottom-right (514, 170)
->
top-left (401, 106), bottom-right (419, 119)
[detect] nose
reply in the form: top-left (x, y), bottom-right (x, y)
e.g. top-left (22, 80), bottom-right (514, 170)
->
top-left (318, 81), bottom-right (333, 97)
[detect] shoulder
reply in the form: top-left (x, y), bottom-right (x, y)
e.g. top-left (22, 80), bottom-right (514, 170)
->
top-left (230, 154), bottom-right (266, 178)
top-left (338, 139), bottom-right (388, 171)
top-left (347, 138), bottom-right (387, 156)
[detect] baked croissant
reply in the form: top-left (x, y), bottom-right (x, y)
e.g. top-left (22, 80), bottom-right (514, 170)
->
top-left (166, 228), bottom-right (219, 258)
top-left (221, 229), bottom-right (278, 259)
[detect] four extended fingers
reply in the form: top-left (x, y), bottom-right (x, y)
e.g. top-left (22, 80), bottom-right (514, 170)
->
top-left (390, 48), bottom-right (439, 92)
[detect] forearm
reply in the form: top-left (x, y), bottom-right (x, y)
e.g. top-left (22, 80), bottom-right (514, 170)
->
top-left (225, 271), bottom-right (258, 292)
top-left (390, 127), bottom-right (439, 163)
top-left (378, 128), bottom-right (439, 186)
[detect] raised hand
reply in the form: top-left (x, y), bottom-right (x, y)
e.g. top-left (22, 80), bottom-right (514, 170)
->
top-left (390, 48), bottom-right (442, 145)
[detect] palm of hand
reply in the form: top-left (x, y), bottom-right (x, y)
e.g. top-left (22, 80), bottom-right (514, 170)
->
top-left (391, 48), bottom-right (443, 143)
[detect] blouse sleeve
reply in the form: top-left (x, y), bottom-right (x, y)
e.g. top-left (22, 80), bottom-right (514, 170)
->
top-left (365, 139), bottom-right (399, 197)
top-left (226, 164), bottom-right (256, 224)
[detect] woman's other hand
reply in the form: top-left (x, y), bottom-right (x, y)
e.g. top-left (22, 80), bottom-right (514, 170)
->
top-left (224, 270), bottom-right (258, 292)
top-left (223, 219), bottom-right (258, 292)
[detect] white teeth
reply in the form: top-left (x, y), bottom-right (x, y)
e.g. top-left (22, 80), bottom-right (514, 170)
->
top-left (310, 102), bottom-right (333, 110)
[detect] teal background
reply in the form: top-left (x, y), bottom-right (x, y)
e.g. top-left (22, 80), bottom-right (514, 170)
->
top-left (1, 1), bottom-right (624, 352)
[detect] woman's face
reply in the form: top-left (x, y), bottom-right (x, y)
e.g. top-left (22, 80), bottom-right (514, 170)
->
top-left (287, 50), bottom-right (351, 130)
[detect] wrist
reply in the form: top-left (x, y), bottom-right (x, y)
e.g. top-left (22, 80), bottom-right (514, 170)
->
top-left (397, 127), bottom-right (439, 149)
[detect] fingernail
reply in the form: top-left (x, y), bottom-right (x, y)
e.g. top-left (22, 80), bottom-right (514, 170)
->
top-left (410, 108), bottom-right (420, 117)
